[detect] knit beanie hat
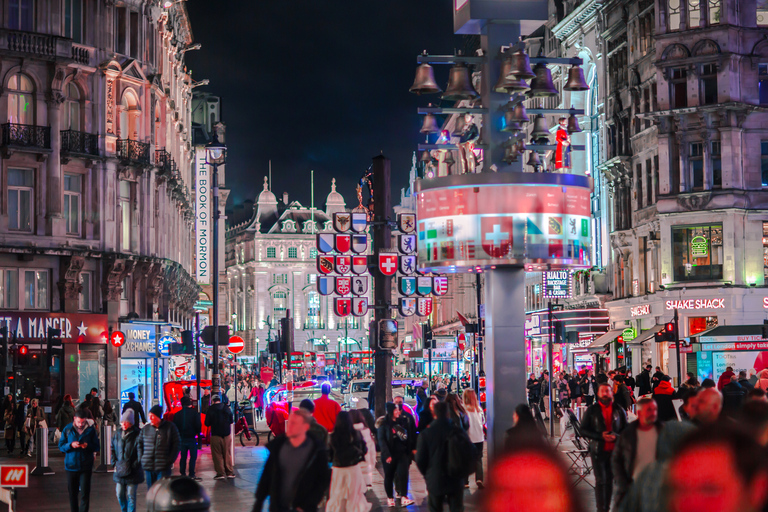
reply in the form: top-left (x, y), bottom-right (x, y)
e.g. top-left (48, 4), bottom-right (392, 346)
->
top-left (120, 409), bottom-right (135, 426)
top-left (149, 405), bottom-right (163, 418)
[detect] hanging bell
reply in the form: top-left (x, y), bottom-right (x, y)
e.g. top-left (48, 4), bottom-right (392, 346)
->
top-left (531, 115), bottom-right (550, 139)
top-left (420, 149), bottom-right (431, 163)
top-left (420, 113), bottom-right (441, 134)
top-left (443, 150), bottom-right (455, 168)
top-left (442, 62), bottom-right (479, 101)
top-left (564, 65), bottom-right (589, 92)
top-left (494, 56), bottom-right (530, 93)
top-left (503, 143), bottom-right (519, 163)
top-left (410, 62), bottom-right (442, 95)
top-left (526, 151), bottom-right (542, 167)
top-left (567, 114), bottom-right (583, 133)
top-left (509, 102), bottom-right (530, 123)
top-left (516, 137), bottom-right (527, 151)
top-left (527, 63), bottom-right (559, 98)
top-left (452, 115), bottom-right (466, 136)
top-left (508, 50), bottom-right (535, 80)
top-left (502, 111), bottom-right (523, 133)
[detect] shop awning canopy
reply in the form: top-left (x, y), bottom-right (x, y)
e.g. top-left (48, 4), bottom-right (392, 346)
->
top-left (693, 324), bottom-right (765, 341)
top-left (587, 329), bottom-right (623, 353)
top-left (628, 325), bottom-right (665, 346)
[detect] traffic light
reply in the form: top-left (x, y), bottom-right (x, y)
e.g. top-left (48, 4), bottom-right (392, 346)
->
top-left (170, 330), bottom-right (195, 355)
top-left (268, 337), bottom-right (279, 354)
top-left (424, 322), bottom-right (434, 349)
top-left (554, 321), bottom-right (565, 344)
top-left (47, 327), bottom-right (61, 368)
top-left (200, 326), bottom-right (230, 346)
top-left (279, 317), bottom-right (293, 354)
top-left (617, 335), bottom-right (624, 344)
top-left (654, 329), bottom-right (664, 343)
top-left (0, 326), bottom-right (7, 368)
top-left (17, 345), bottom-right (28, 366)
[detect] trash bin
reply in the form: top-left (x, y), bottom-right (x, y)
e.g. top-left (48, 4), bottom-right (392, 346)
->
top-left (146, 476), bottom-right (210, 512)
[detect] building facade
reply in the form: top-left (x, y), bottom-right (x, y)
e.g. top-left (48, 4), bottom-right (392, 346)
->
top-left (0, 0), bottom-right (200, 403)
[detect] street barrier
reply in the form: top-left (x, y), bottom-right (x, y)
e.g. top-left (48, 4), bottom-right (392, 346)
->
top-left (30, 428), bottom-right (53, 476)
top-left (94, 424), bottom-right (114, 473)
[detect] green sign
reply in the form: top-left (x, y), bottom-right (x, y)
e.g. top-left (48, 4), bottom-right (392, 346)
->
top-left (690, 235), bottom-right (708, 258)
top-left (622, 327), bottom-right (637, 342)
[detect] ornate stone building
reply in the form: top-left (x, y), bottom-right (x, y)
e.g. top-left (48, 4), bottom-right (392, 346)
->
top-left (0, 0), bottom-right (200, 401)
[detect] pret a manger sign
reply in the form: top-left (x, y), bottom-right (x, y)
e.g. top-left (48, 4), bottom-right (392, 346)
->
top-left (665, 298), bottom-right (725, 310)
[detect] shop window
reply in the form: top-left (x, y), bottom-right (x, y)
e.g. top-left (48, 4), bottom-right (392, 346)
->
top-left (672, 224), bottom-right (723, 282)
top-left (762, 141), bottom-right (768, 187)
top-left (708, 0), bottom-right (721, 23)
top-left (8, 168), bottom-right (33, 232)
top-left (64, 83), bottom-right (80, 131)
top-left (79, 271), bottom-right (91, 311)
top-left (688, 316), bottom-right (717, 335)
top-left (0, 270), bottom-right (18, 309)
top-left (711, 141), bottom-right (721, 188)
top-left (24, 269), bottom-right (48, 309)
top-left (288, 247), bottom-right (298, 259)
top-left (7, 73), bottom-right (34, 125)
top-left (759, 0), bottom-right (768, 26)
top-left (9, 0), bottom-right (34, 31)
top-left (266, 247), bottom-right (276, 258)
top-left (688, 0), bottom-right (701, 27)
top-left (669, 0), bottom-right (682, 30)
top-left (690, 142), bottom-right (704, 190)
top-left (63, 0), bottom-right (83, 43)
top-left (64, 174), bottom-right (81, 236)
top-left (700, 64), bottom-right (717, 105)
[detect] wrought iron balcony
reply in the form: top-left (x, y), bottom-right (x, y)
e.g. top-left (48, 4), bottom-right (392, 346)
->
top-left (1, 123), bottom-right (51, 150)
top-left (61, 130), bottom-right (99, 157)
top-left (155, 148), bottom-right (173, 174)
top-left (117, 139), bottom-right (150, 166)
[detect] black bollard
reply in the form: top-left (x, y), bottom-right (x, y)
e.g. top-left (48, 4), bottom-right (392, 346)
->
top-left (30, 427), bottom-right (54, 475)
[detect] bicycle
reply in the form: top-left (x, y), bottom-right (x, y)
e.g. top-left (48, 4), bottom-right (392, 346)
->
top-left (234, 401), bottom-right (259, 447)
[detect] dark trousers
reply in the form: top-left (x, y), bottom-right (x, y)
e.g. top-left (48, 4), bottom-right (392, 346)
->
top-left (66, 469), bottom-right (92, 512)
top-left (591, 452), bottom-right (614, 512)
top-left (179, 439), bottom-right (198, 476)
top-left (145, 469), bottom-right (171, 489)
top-left (4, 431), bottom-right (13, 453)
top-left (427, 490), bottom-right (463, 512)
top-left (473, 442), bottom-right (484, 482)
top-left (584, 395), bottom-right (595, 407)
top-left (383, 455), bottom-right (410, 498)
top-left (17, 430), bottom-right (25, 453)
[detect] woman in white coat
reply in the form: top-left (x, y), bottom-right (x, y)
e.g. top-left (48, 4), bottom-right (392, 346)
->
top-left (327, 411), bottom-right (371, 512)
top-left (351, 409), bottom-right (376, 488)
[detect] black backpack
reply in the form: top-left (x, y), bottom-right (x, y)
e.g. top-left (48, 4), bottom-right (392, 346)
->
top-left (446, 426), bottom-right (477, 479)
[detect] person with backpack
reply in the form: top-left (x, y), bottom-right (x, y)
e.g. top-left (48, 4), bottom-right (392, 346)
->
top-left (416, 401), bottom-right (476, 512)
top-left (377, 403), bottom-right (414, 507)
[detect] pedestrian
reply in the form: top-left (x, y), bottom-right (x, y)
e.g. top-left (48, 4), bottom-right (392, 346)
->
top-left (173, 396), bottom-right (202, 480)
top-left (415, 401), bottom-right (472, 512)
top-left (611, 397), bottom-right (661, 510)
top-left (25, 398), bottom-right (45, 457)
top-left (314, 382), bottom-right (341, 432)
top-left (103, 400), bottom-right (118, 426)
top-left (138, 405), bottom-right (180, 488)
top-left (205, 394), bottom-right (235, 480)
top-left (722, 375), bottom-right (746, 417)
top-left (3, 399), bottom-right (14, 455)
top-left (569, 370), bottom-right (583, 407)
top-left (122, 392), bottom-right (146, 425)
top-left (56, 395), bottom-right (76, 432)
top-left (680, 372), bottom-right (699, 389)
top-left (14, 397), bottom-right (28, 455)
top-left (59, 409), bottom-right (99, 512)
top-left (201, 388), bottom-right (211, 414)
top-left (505, 403), bottom-right (544, 448)
top-left (613, 375), bottom-right (633, 412)
top-left (717, 366), bottom-right (735, 391)
top-left (445, 393), bottom-right (469, 431)
top-left (527, 373), bottom-right (540, 407)
top-left (251, 409), bottom-right (331, 512)
top-left (299, 399), bottom-right (330, 445)
top-left (463, 389), bottom-right (486, 488)
top-left (756, 369), bottom-right (768, 391)
top-left (579, 383), bottom-right (628, 512)
top-left (651, 367), bottom-right (664, 390)
top-left (557, 372), bottom-right (570, 408)
top-left (651, 375), bottom-right (677, 422)
top-left (378, 402), bottom-right (414, 507)
top-left (416, 380), bottom-right (429, 414)
top-left (540, 371), bottom-right (551, 419)
top-left (581, 369), bottom-right (597, 406)
top-left (111, 409), bottom-right (143, 512)
top-left (89, 397), bottom-right (104, 432)
top-left (636, 365), bottom-right (652, 396)
top-left (393, 395), bottom-right (417, 448)
top-left (350, 409), bottom-right (376, 489)
top-left (738, 370), bottom-right (754, 390)
top-left (327, 411), bottom-right (370, 512)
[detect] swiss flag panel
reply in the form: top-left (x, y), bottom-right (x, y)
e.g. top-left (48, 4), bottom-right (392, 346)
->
top-left (378, 254), bottom-right (398, 276)
top-left (480, 216), bottom-right (514, 258)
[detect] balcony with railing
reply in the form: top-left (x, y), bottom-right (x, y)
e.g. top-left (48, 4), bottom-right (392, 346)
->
top-left (61, 130), bottom-right (99, 157)
top-left (117, 139), bottom-right (150, 166)
top-left (2, 30), bottom-right (92, 65)
top-left (155, 148), bottom-right (175, 175)
top-left (1, 123), bottom-right (51, 151)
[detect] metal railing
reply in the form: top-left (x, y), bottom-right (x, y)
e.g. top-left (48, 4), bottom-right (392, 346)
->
top-left (155, 148), bottom-right (172, 173)
top-left (61, 129), bottom-right (99, 156)
top-left (1, 123), bottom-right (51, 149)
top-left (117, 139), bottom-right (150, 166)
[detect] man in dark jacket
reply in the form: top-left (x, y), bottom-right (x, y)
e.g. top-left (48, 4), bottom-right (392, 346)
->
top-left (614, 375), bottom-right (633, 411)
top-left (651, 367), bottom-right (665, 390)
top-left (138, 405), bottom-right (180, 489)
top-left (111, 409), bottom-right (144, 512)
top-left (527, 373), bottom-right (540, 407)
top-left (205, 395), bottom-right (234, 479)
top-left (722, 375), bottom-right (746, 417)
top-left (581, 369), bottom-right (597, 406)
top-left (416, 380), bottom-right (429, 414)
top-left (59, 409), bottom-right (100, 512)
top-left (415, 401), bottom-right (469, 512)
top-left (611, 397), bottom-right (661, 510)
top-left (252, 409), bottom-right (331, 512)
top-left (122, 392), bottom-right (146, 425)
top-left (173, 396), bottom-right (202, 480)
top-left (298, 399), bottom-right (329, 446)
top-left (14, 397), bottom-right (28, 454)
top-left (738, 370), bottom-right (754, 390)
top-left (579, 383), bottom-right (628, 512)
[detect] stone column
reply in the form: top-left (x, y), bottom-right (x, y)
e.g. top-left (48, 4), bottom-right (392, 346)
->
top-left (46, 92), bottom-right (65, 237)
top-left (57, 256), bottom-right (85, 313)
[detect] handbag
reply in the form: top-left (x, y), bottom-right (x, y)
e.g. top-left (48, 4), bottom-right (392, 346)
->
top-left (115, 460), bottom-right (132, 478)
top-left (24, 417), bottom-right (31, 429)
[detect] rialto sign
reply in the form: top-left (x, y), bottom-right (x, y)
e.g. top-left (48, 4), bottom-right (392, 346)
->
top-left (665, 298), bottom-right (725, 310)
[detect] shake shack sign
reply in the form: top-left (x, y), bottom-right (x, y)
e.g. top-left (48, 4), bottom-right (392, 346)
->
top-left (543, 271), bottom-right (572, 299)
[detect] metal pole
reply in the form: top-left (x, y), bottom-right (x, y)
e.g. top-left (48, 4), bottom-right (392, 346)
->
top-left (106, 326), bottom-right (111, 402)
top-left (456, 331), bottom-right (460, 388)
top-left (195, 312), bottom-right (201, 409)
top-left (674, 308), bottom-right (681, 387)
top-left (427, 321), bottom-right (432, 393)
top-left (475, 273), bottom-right (484, 377)
top-left (548, 302), bottom-right (554, 438)
top-left (471, 332), bottom-right (477, 391)
top-left (212, 161), bottom-right (220, 396)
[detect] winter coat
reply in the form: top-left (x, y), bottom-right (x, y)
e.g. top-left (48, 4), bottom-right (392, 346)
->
top-left (330, 430), bottom-right (366, 467)
top-left (3, 407), bottom-right (14, 437)
top-left (204, 402), bottom-right (233, 437)
top-left (111, 426), bottom-right (145, 485)
top-left (722, 381), bottom-right (746, 416)
top-left (137, 420), bottom-right (180, 472)
top-left (59, 423), bottom-right (100, 472)
top-left (717, 369), bottom-right (735, 391)
top-left (579, 402), bottom-right (628, 456)
top-left (378, 416), bottom-right (412, 461)
top-left (611, 421), bottom-right (663, 509)
top-left (25, 406), bottom-right (45, 435)
top-left (756, 369), bottom-right (768, 392)
top-left (527, 378), bottom-right (540, 402)
top-left (252, 435), bottom-right (331, 512)
top-left (614, 384), bottom-right (633, 411)
top-left (636, 370), bottom-right (652, 396)
top-left (173, 407), bottom-right (202, 441)
top-left (568, 377), bottom-right (583, 398)
top-left (122, 399), bottom-right (146, 424)
top-left (55, 404), bottom-right (76, 431)
top-left (580, 375), bottom-right (597, 396)
top-left (651, 381), bottom-right (677, 422)
top-left (415, 418), bottom-right (468, 495)
top-left (13, 402), bottom-right (26, 429)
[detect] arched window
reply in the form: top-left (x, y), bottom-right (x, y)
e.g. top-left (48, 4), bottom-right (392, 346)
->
top-left (119, 90), bottom-right (139, 140)
top-left (64, 82), bottom-right (80, 131)
top-left (7, 73), bottom-right (33, 125)
top-left (273, 291), bottom-right (287, 322)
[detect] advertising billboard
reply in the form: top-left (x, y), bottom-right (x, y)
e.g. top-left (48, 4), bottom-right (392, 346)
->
top-left (195, 148), bottom-right (211, 284)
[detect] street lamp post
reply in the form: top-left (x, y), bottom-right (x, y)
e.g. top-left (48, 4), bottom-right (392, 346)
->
top-left (205, 132), bottom-right (226, 396)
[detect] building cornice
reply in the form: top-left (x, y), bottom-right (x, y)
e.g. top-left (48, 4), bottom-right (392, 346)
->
top-left (553, 0), bottom-right (599, 42)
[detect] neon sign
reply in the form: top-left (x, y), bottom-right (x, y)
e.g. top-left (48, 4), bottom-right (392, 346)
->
top-left (690, 236), bottom-right (708, 258)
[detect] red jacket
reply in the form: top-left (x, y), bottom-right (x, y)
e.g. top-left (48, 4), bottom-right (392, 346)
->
top-left (717, 370), bottom-right (734, 391)
top-left (313, 395), bottom-right (341, 432)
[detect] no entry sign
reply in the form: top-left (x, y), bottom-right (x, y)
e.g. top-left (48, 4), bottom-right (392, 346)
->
top-left (228, 335), bottom-right (244, 354)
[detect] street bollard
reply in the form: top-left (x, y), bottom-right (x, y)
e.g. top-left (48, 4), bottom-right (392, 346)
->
top-left (94, 424), bottom-right (114, 473)
top-left (30, 427), bottom-right (54, 476)
top-left (229, 423), bottom-right (235, 465)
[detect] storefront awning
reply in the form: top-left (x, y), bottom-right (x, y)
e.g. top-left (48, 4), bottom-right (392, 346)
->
top-left (694, 324), bottom-right (764, 341)
top-left (628, 325), bottom-right (665, 347)
top-left (587, 329), bottom-right (623, 353)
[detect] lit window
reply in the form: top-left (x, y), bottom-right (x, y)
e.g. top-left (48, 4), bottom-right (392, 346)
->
top-left (7, 73), bottom-right (33, 125)
top-left (672, 224), bottom-right (723, 282)
top-left (669, 0), bottom-right (681, 30)
top-left (64, 174), bottom-right (81, 236)
top-left (120, 181), bottom-right (131, 251)
top-left (708, 0), bottom-right (721, 24)
top-left (272, 273), bottom-right (288, 285)
top-left (273, 291), bottom-right (287, 319)
top-left (24, 270), bottom-right (48, 309)
top-left (688, 0), bottom-right (701, 28)
top-left (759, 0), bottom-right (768, 26)
top-left (8, 168), bottom-right (33, 232)
top-left (307, 291), bottom-right (320, 328)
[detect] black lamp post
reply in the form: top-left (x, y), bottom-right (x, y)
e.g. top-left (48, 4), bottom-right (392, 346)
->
top-left (205, 132), bottom-right (226, 396)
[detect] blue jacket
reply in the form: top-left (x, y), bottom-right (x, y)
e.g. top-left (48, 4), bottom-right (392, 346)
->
top-left (58, 422), bottom-right (100, 472)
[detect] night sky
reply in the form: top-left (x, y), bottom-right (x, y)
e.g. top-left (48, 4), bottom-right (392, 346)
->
top-left (184, 1), bottom-right (463, 214)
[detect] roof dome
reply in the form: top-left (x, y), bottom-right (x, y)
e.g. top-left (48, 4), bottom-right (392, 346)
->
top-left (257, 176), bottom-right (277, 205)
top-left (325, 178), bottom-right (346, 216)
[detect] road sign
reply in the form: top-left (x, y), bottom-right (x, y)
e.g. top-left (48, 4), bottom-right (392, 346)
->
top-left (158, 334), bottom-right (176, 357)
top-left (110, 330), bottom-right (126, 347)
top-left (228, 335), bottom-right (245, 354)
top-left (0, 465), bottom-right (28, 487)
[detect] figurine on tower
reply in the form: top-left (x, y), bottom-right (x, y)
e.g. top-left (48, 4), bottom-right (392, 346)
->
top-left (555, 116), bottom-right (571, 171)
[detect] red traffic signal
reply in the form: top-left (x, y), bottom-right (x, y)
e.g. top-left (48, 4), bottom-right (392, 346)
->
top-left (616, 335), bottom-right (624, 343)
top-left (666, 323), bottom-right (675, 332)
top-left (18, 345), bottom-right (28, 356)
